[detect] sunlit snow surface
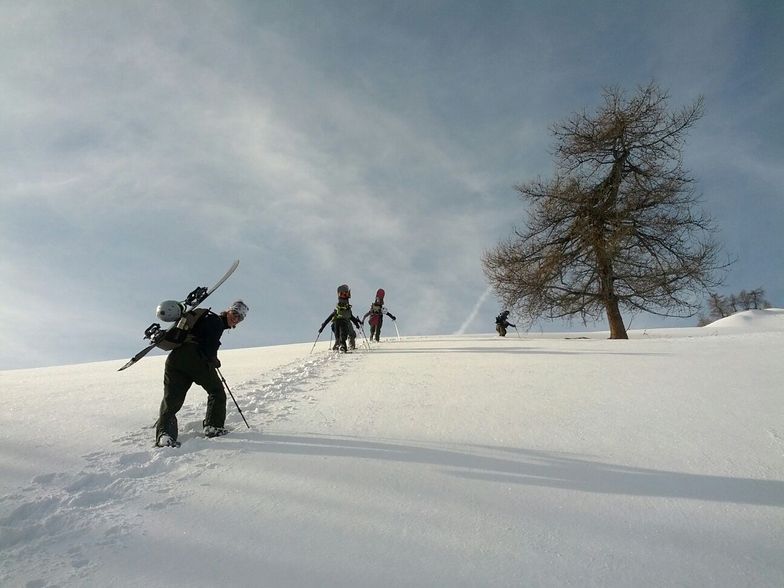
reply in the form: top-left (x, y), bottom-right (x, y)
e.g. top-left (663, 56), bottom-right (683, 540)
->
top-left (2, 310), bottom-right (783, 587)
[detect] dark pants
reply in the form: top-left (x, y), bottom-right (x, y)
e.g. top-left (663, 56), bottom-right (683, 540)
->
top-left (155, 344), bottom-right (226, 443)
top-left (496, 324), bottom-right (507, 337)
top-left (331, 319), bottom-right (354, 350)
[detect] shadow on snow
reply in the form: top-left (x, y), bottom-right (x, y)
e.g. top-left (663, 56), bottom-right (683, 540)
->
top-left (226, 433), bottom-right (783, 508)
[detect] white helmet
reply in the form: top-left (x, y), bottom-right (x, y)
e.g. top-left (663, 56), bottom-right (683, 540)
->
top-left (227, 299), bottom-right (249, 321)
top-left (156, 300), bottom-right (186, 322)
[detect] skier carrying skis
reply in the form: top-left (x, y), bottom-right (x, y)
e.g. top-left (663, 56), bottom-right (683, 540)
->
top-left (155, 299), bottom-right (249, 447)
top-left (495, 310), bottom-right (515, 337)
top-left (319, 284), bottom-right (362, 352)
top-left (361, 288), bottom-right (396, 342)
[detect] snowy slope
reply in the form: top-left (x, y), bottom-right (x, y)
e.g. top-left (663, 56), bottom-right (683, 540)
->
top-left (1, 312), bottom-right (783, 587)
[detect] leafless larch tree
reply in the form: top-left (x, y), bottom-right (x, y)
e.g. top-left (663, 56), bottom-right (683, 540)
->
top-left (483, 83), bottom-right (728, 338)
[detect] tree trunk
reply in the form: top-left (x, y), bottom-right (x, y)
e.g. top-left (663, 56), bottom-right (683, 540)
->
top-left (606, 297), bottom-right (628, 339)
top-left (591, 202), bottom-right (628, 340)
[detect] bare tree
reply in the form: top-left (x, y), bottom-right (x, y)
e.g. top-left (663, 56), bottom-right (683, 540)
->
top-left (483, 83), bottom-right (728, 338)
top-left (743, 288), bottom-right (770, 310)
top-left (698, 287), bottom-right (770, 325)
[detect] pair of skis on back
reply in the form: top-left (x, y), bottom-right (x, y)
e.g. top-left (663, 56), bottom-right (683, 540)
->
top-left (118, 260), bottom-right (240, 371)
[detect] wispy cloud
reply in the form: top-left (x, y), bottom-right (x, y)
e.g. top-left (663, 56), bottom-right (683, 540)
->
top-left (1, 1), bottom-right (782, 368)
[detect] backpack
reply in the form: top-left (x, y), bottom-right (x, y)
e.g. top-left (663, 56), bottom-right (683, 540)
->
top-left (156, 308), bottom-right (209, 351)
top-left (334, 302), bottom-right (352, 320)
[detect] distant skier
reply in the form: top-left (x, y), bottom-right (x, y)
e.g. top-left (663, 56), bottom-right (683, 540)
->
top-left (361, 288), bottom-right (396, 342)
top-left (495, 310), bottom-right (515, 337)
top-left (319, 284), bottom-right (362, 352)
top-left (154, 299), bottom-right (249, 447)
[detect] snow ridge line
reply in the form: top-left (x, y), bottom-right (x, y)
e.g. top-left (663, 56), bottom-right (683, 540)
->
top-left (0, 349), bottom-right (364, 586)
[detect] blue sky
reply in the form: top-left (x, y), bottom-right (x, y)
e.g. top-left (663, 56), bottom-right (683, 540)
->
top-left (1, 0), bottom-right (782, 369)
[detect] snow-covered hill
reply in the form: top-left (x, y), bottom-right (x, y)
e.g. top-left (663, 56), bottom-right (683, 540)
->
top-left (2, 311), bottom-right (783, 587)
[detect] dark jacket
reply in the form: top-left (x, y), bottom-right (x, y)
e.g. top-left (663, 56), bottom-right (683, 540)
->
top-left (495, 314), bottom-right (515, 328)
top-left (190, 311), bottom-right (229, 363)
top-left (320, 304), bottom-right (361, 332)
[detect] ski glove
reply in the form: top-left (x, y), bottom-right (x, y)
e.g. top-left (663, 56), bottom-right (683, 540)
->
top-left (388, 314), bottom-right (396, 321)
top-left (208, 358), bottom-right (221, 369)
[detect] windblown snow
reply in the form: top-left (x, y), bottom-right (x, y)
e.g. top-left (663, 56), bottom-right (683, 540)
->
top-left (2, 310), bottom-right (783, 587)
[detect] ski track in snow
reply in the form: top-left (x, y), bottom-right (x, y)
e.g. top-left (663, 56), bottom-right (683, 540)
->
top-left (0, 349), bottom-right (364, 587)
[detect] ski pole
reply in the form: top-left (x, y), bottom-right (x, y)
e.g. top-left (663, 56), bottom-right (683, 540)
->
top-left (216, 367), bottom-right (250, 429)
top-left (358, 324), bottom-right (372, 350)
top-left (513, 326), bottom-right (522, 339)
top-left (392, 320), bottom-right (401, 341)
top-left (310, 330), bottom-right (323, 354)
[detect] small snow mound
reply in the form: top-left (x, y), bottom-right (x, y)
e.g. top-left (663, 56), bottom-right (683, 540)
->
top-left (705, 308), bottom-right (784, 331)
